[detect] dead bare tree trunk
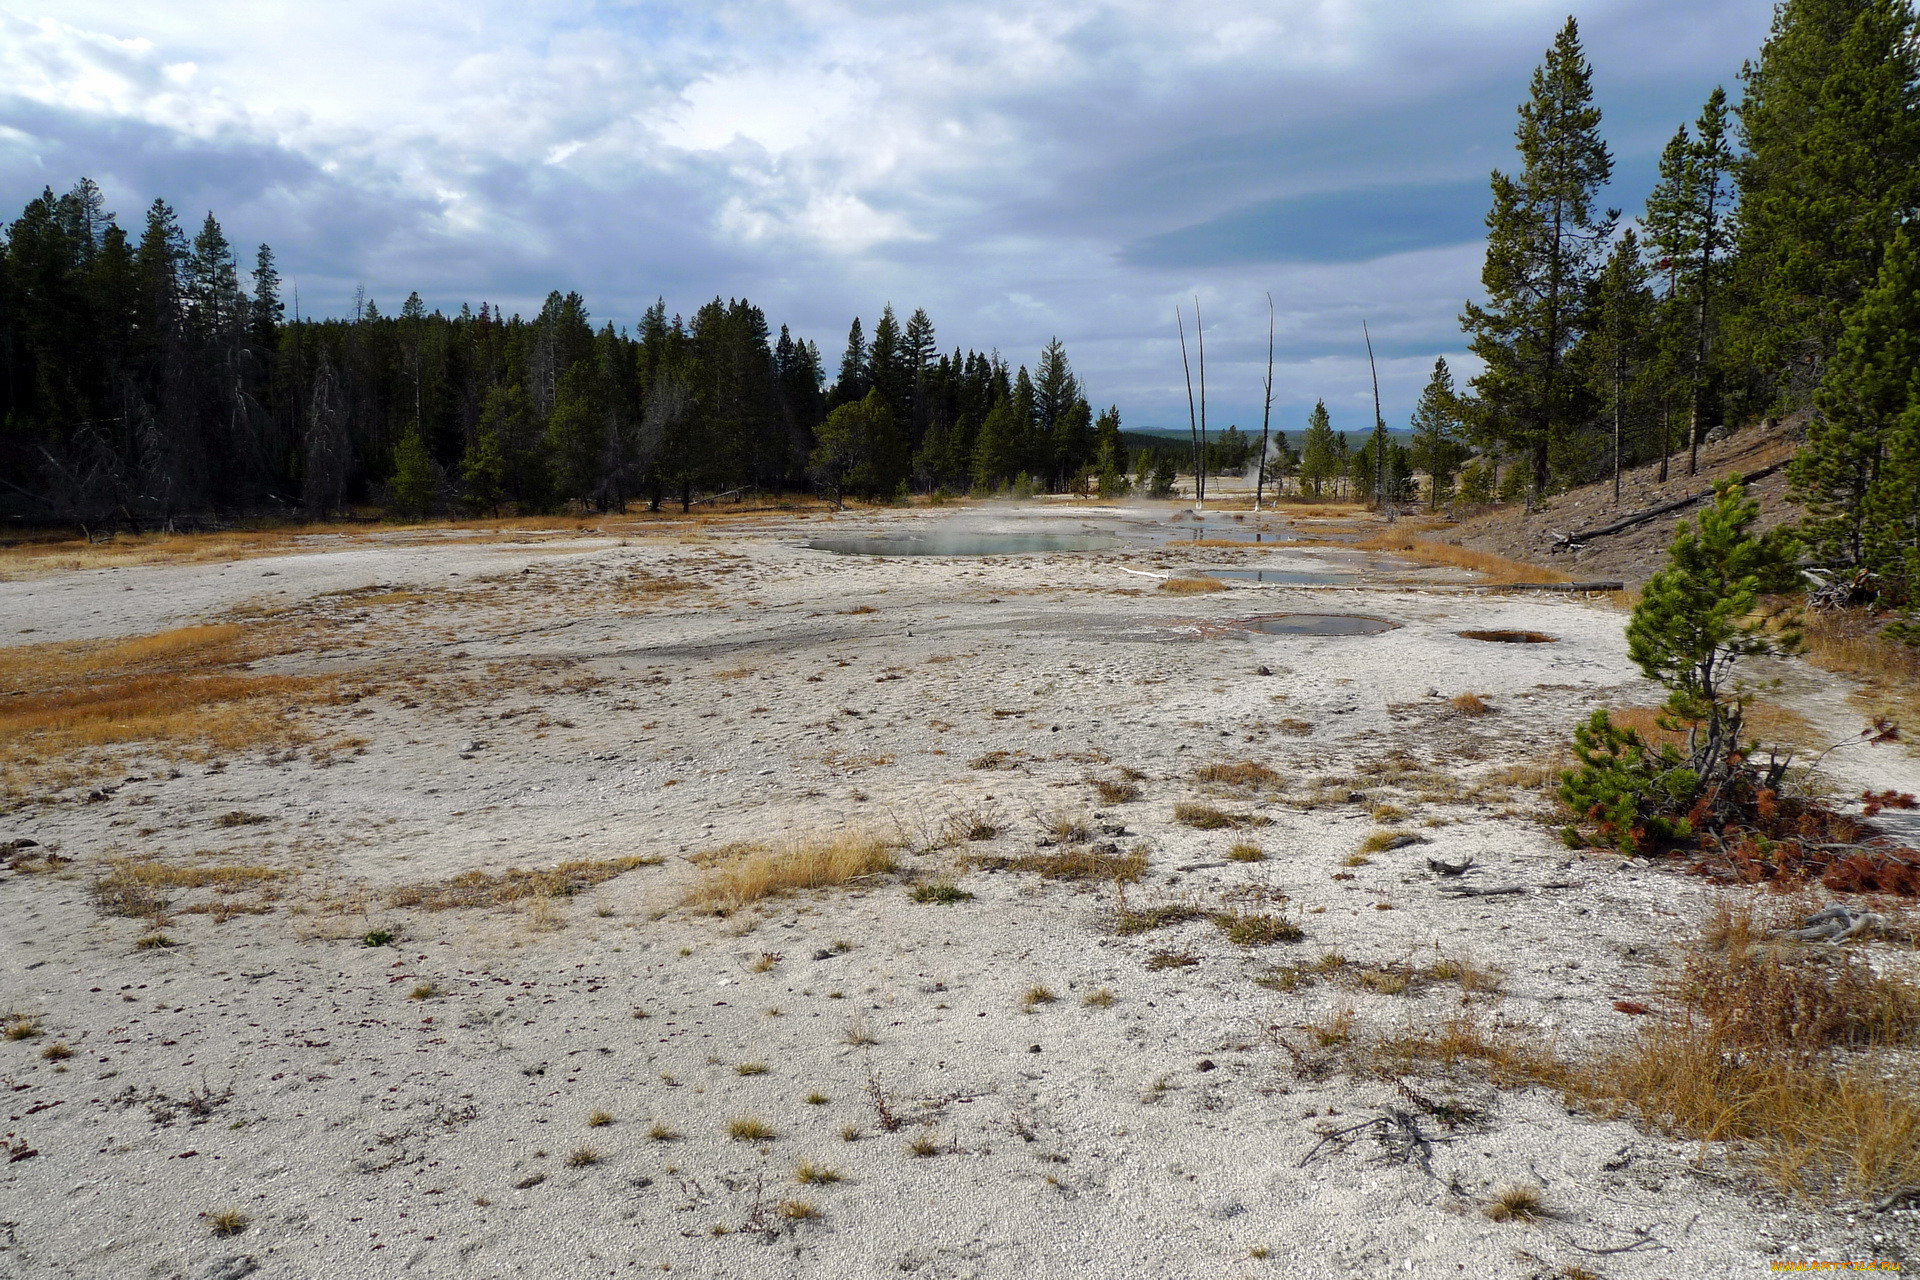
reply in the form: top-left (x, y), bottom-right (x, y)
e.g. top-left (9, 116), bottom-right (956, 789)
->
top-left (1256, 292), bottom-right (1275, 512)
top-left (1176, 306), bottom-right (1200, 504)
top-left (1364, 322), bottom-right (1392, 523)
top-left (1194, 296), bottom-right (1208, 507)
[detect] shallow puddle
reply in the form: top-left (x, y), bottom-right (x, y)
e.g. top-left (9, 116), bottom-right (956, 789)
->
top-left (1459, 629), bottom-right (1556, 644)
top-left (806, 534), bottom-right (1119, 556)
top-left (1240, 613), bottom-right (1398, 636)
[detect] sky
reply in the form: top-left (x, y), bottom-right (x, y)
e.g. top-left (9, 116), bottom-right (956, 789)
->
top-left (0, 1), bottom-right (1775, 434)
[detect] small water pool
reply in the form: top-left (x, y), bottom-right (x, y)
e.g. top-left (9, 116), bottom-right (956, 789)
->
top-left (1240, 613), bottom-right (1399, 636)
top-left (1459, 629), bottom-right (1556, 644)
top-left (806, 534), bottom-right (1119, 556)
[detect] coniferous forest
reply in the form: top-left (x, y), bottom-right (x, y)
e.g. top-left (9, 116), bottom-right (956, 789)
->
top-left (0, 188), bottom-right (1108, 527)
top-left (2, 0), bottom-right (1919, 617)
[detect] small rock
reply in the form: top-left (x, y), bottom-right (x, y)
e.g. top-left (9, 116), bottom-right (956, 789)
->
top-left (1195, 1059), bottom-right (1216, 1072)
top-left (1028, 1044), bottom-right (1041, 1054)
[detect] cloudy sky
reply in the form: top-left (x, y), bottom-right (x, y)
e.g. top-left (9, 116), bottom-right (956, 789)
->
top-left (0, 1), bottom-right (1771, 432)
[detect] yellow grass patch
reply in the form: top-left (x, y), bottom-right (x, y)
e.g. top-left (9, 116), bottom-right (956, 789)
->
top-left (1354, 534), bottom-right (1571, 585)
top-left (388, 856), bottom-right (663, 911)
top-left (0, 624), bottom-right (340, 800)
top-left (1194, 760), bottom-right (1283, 790)
top-left (1377, 906), bottom-right (1920, 1198)
top-left (686, 833), bottom-right (898, 911)
top-left (1158, 575), bottom-right (1230, 594)
top-left (1800, 610), bottom-right (1920, 747)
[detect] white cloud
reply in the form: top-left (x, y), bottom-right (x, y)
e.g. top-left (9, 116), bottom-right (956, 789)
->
top-left (0, 0), bottom-right (1772, 424)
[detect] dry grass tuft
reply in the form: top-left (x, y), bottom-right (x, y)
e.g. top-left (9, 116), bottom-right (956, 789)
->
top-left (1023, 985), bottom-right (1058, 1008)
top-left (389, 856), bottom-right (660, 911)
top-left (1083, 987), bottom-right (1117, 1007)
top-left (1194, 760), bottom-right (1283, 790)
top-left (685, 833), bottom-right (897, 911)
top-left (1173, 802), bottom-right (1249, 830)
top-left (780, 1198), bottom-right (821, 1220)
top-left (1227, 842), bottom-right (1265, 862)
top-left (1482, 1185), bottom-right (1546, 1223)
top-left (1092, 778), bottom-right (1141, 804)
top-left (3, 1015), bottom-right (42, 1041)
top-left (1158, 575), bottom-right (1230, 594)
top-left (727, 1117), bottom-right (775, 1142)
top-left (965, 845), bottom-right (1148, 884)
top-left (794, 1159), bottom-right (842, 1185)
top-left (1214, 910), bottom-right (1304, 946)
top-left (566, 1146), bottom-right (602, 1167)
top-left (205, 1209), bottom-right (250, 1238)
top-left (1449, 692), bottom-right (1490, 716)
top-left (587, 1110), bottom-right (613, 1128)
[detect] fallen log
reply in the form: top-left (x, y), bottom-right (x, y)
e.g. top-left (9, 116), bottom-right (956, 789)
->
top-left (1550, 461), bottom-right (1786, 551)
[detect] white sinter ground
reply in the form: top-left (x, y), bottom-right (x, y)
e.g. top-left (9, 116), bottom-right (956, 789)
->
top-left (3, 501), bottom-right (1917, 1279)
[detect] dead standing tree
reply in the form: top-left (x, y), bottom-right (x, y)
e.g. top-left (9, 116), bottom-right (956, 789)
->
top-left (1256, 292), bottom-right (1276, 510)
top-left (1176, 305), bottom-right (1202, 505)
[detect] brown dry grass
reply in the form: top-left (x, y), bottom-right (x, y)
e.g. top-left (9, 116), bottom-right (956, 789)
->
top-left (1449, 692), bottom-right (1490, 716)
top-left (91, 858), bottom-right (288, 919)
top-left (0, 499), bottom-right (854, 580)
top-left (686, 833), bottom-right (897, 911)
top-left (1194, 760), bottom-right (1283, 790)
top-left (1378, 905), bottom-right (1920, 1198)
top-left (1800, 610), bottom-right (1920, 746)
top-left (391, 855), bottom-right (662, 911)
top-left (1158, 575), bottom-right (1230, 594)
top-left (0, 623), bottom-right (341, 801)
top-left (963, 845), bottom-right (1148, 883)
top-left (1354, 534), bottom-right (1571, 585)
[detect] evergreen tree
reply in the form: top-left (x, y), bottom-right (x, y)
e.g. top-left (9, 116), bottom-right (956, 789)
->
top-left (831, 317), bottom-right (867, 409)
top-left (1792, 221), bottom-right (1920, 580)
top-left (1643, 90), bottom-right (1737, 473)
top-left (866, 304), bottom-right (910, 418)
top-left (1093, 405), bottom-right (1127, 498)
top-left (1582, 230), bottom-right (1659, 503)
top-left (249, 244), bottom-right (283, 349)
top-left (1461, 17), bottom-right (1615, 502)
top-left (388, 426), bottom-right (437, 518)
top-left (1408, 357), bottom-right (1466, 509)
top-left (1731, 0), bottom-right (1920, 403)
top-left (971, 395), bottom-right (1022, 491)
top-left (1298, 399), bottom-right (1341, 497)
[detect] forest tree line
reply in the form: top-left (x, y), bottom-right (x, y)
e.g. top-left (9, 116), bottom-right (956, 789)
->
top-left (0, 189), bottom-right (1119, 525)
top-left (1427, 0), bottom-right (1920, 610)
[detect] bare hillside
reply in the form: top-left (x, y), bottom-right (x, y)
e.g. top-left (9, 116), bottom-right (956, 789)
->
top-left (1436, 420), bottom-right (1802, 586)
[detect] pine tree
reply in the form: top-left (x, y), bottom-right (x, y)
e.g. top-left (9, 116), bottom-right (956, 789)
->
top-left (1408, 357), bottom-right (1466, 509)
top-left (1793, 221), bottom-right (1920, 576)
top-left (830, 318), bottom-right (867, 409)
top-left (1732, 0), bottom-right (1920, 403)
top-left (1582, 230), bottom-right (1658, 503)
top-left (1461, 17), bottom-right (1615, 502)
top-left (388, 426), bottom-right (437, 518)
top-left (866, 304), bottom-right (910, 418)
top-left (1622, 480), bottom-right (1799, 793)
top-left (249, 244), bottom-right (283, 349)
top-left (1643, 90), bottom-right (1737, 473)
top-left (1298, 399), bottom-right (1340, 497)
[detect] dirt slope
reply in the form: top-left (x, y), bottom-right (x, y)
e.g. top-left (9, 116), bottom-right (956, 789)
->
top-left (1436, 419), bottom-right (1803, 586)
